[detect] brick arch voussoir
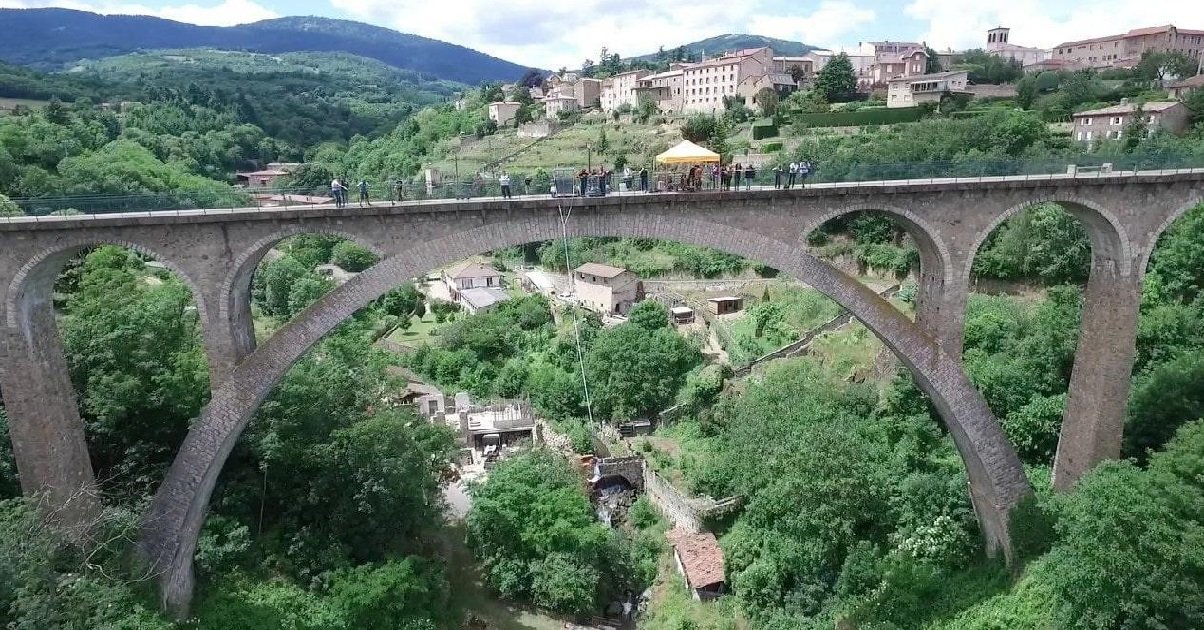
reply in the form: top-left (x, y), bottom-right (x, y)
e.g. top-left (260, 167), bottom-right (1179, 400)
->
top-left (5, 237), bottom-right (210, 331)
top-left (800, 202), bottom-right (954, 283)
top-left (147, 211), bottom-right (1031, 614)
top-left (1137, 196), bottom-right (1203, 273)
top-left (965, 194), bottom-right (1133, 284)
top-left (218, 227), bottom-right (388, 323)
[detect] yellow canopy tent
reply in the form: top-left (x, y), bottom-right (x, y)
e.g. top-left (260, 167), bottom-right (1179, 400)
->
top-left (655, 140), bottom-right (721, 165)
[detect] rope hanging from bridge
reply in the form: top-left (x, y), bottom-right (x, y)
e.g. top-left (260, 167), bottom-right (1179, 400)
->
top-left (557, 199), bottom-right (597, 428)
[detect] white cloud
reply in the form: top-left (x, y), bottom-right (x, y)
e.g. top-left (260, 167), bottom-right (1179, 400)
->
top-left (905, 0), bottom-right (1204, 52)
top-left (748, 1), bottom-right (876, 52)
top-left (334, 0), bottom-right (871, 69)
top-left (0, 0), bottom-right (278, 26)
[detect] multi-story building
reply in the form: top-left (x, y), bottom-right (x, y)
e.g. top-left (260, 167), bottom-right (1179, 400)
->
top-left (576, 78), bottom-right (602, 109)
top-left (544, 94), bottom-right (578, 117)
top-left (772, 56), bottom-right (815, 81)
top-left (886, 70), bottom-right (970, 108)
top-left (600, 69), bottom-right (651, 112)
top-left (985, 27), bottom-right (1048, 67)
top-left (865, 41), bottom-right (929, 86)
top-left (1052, 25), bottom-right (1204, 69)
top-left (680, 47), bottom-right (776, 114)
top-left (1072, 101), bottom-right (1192, 143)
top-left (633, 67), bottom-right (686, 113)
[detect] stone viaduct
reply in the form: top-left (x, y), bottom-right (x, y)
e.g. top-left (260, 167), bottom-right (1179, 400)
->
top-left (1, 170), bottom-right (1201, 614)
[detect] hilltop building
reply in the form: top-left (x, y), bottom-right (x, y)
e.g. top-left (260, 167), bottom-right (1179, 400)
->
top-left (1052, 24), bottom-right (1204, 69)
top-left (600, 69), bottom-right (652, 111)
top-left (985, 27), bottom-right (1048, 67)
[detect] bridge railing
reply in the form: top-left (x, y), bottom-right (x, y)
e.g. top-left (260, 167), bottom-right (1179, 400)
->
top-left (5, 155), bottom-right (1204, 219)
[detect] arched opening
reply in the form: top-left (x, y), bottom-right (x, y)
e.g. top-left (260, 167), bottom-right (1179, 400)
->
top-left (222, 230), bottom-right (385, 358)
top-left (802, 207), bottom-right (949, 372)
top-left (1127, 199), bottom-right (1204, 461)
top-left (4, 242), bottom-right (212, 506)
top-left (145, 212), bottom-right (1030, 615)
top-left (962, 199), bottom-right (1124, 475)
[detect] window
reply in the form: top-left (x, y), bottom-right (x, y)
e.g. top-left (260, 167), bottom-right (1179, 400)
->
top-left (1082, 117), bottom-right (1092, 125)
top-left (1111, 116), bottom-right (1123, 125)
top-left (1085, 130), bottom-right (1093, 141)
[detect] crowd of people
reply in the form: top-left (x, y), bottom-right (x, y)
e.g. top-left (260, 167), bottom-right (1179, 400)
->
top-left (325, 157), bottom-right (816, 207)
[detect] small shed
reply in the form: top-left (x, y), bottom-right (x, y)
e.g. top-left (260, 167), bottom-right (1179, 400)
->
top-left (667, 529), bottom-right (726, 601)
top-left (670, 305), bottom-right (696, 324)
top-left (707, 296), bottom-right (744, 315)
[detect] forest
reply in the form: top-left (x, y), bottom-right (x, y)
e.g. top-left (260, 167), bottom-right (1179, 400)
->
top-left (1, 53), bottom-right (1203, 629)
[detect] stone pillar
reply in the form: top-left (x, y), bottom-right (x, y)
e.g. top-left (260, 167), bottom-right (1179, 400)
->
top-left (914, 269), bottom-right (968, 359)
top-left (0, 316), bottom-right (100, 540)
top-left (1052, 269), bottom-right (1141, 490)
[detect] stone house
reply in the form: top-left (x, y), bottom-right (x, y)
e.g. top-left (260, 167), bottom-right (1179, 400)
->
top-left (666, 529), bottom-right (726, 601)
top-left (442, 261), bottom-right (505, 310)
top-left (573, 263), bottom-right (643, 315)
top-left (886, 70), bottom-right (970, 108)
top-left (1072, 101), bottom-right (1192, 143)
top-left (235, 168), bottom-right (290, 189)
top-left (1169, 74), bottom-right (1204, 98)
top-left (488, 101), bottom-right (521, 126)
top-left (600, 69), bottom-right (651, 112)
top-left (867, 41), bottom-right (930, 86)
top-left (576, 78), bottom-right (602, 109)
top-left (543, 94), bottom-right (579, 117)
top-left (984, 27), bottom-right (1048, 67)
top-left (634, 68), bottom-right (686, 113)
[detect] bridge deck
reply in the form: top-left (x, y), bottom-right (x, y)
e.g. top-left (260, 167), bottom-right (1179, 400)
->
top-left (4, 167), bottom-right (1204, 226)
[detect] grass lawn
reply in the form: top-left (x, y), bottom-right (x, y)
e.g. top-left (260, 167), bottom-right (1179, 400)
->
top-left (720, 280), bottom-right (843, 365)
top-left (386, 314), bottom-right (440, 346)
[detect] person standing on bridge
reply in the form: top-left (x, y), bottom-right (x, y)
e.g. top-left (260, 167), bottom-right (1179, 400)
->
top-left (499, 172), bottom-right (512, 199)
top-left (787, 161), bottom-right (798, 189)
top-left (744, 163), bottom-right (755, 190)
top-left (774, 165), bottom-right (783, 189)
top-left (331, 177), bottom-right (345, 207)
top-left (799, 161), bottom-right (812, 188)
top-left (639, 166), bottom-right (649, 192)
top-left (358, 180), bottom-right (370, 206)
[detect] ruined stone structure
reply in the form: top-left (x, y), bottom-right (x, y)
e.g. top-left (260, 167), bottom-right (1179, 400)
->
top-left (1, 170), bottom-right (1201, 613)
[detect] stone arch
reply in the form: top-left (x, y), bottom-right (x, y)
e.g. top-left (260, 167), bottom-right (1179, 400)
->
top-left (960, 194), bottom-right (1140, 490)
top-left (143, 211), bottom-right (1032, 614)
top-left (800, 202), bottom-right (959, 352)
top-left (963, 194), bottom-right (1133, 284)
top-left (218, 228), bottom-right (387, 361)
top-left (800, 202), bottom-right (955, 284)
top-left (1137, 196), bottom-right (1204, 274)
top-left (6, 238), bottom-right (210, 333)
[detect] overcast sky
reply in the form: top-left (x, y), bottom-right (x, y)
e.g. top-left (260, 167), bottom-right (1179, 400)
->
top-left (5, 0), bottom-right (1204, 69)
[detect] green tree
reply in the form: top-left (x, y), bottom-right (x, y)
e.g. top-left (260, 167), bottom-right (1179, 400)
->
top-left (330, 240), bottom-right (379, 272)
top-left (466, 450), bottom-right (612, 614)
top-left (0, 408), bottom-right (19, 499)
top-left (62, 247), bottom-right (209, 486)
top-left (379, 285), bottom-right (426, 322)
top-left (924, 46), bottom-right (942, 74)
top-left (627, 300), bottom-right (670, 330)
top-left (681, 114), bottom-right (718, 143)
top-left (0, 193), bottom-right (21, 217)
top-left (815, 53), bottom-right (857, 103)
top-left (326, 558), bottom-right (451, 630)
top-left (755, 87), bottom-right (780, 118)
top-left (1135, 50), bottom-right (1200, 81)
top-left (1045, 420), bottom-right (1204, 629)
top-left (585, 319), bottom-right (701, 421)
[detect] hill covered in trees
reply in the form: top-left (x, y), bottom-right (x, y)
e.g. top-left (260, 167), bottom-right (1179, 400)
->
top-left (630, 33), bottom-right (816, 63)
top-left (0, 8), bottom-right (534, 84)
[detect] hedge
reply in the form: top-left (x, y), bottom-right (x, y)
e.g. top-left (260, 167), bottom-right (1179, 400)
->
top-left (793, 106), bottom-right (924, 128)
top-left (760, 141), bottom-right (784, 153)
top-left (751, 119), bottom-right (779, 139)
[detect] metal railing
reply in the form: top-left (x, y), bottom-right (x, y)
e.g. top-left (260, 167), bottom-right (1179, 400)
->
top-left (4, 155), bottom-right (1204, 220)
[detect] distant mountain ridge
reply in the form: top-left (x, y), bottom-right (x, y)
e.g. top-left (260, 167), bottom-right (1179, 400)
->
top-left (631, 33), bottom-right (817, 62)
top-left (0, 8), bottom-right (535, 85)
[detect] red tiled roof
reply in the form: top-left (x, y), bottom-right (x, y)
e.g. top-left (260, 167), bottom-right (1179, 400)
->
top-left (1171, 74), bottom-right (1204, 88)
top-left (575, 262), bottom-right (628, 278)
top-left (1125, 25), bottom-right (1174, 37)
top-left (667, 529), bottom-right (725, 589)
